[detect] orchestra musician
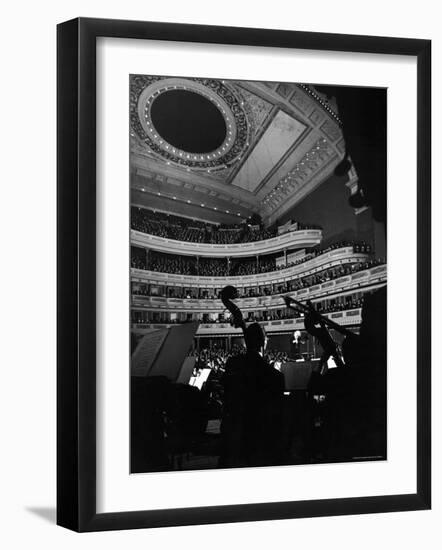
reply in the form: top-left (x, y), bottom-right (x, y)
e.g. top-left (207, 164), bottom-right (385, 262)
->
top-left (219, 287), bottom-right (285, 468)
top-left (276, 86), bottom-right (388, 461)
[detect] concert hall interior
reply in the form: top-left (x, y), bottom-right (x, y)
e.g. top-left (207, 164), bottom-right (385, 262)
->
top-left (129, 75), bottom-right (387, 473)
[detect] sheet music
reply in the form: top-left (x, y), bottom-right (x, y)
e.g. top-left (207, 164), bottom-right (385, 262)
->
top-left (131, 322), bottom-right (199, 380)
top-left (131, 328), bottom-right (168, 377)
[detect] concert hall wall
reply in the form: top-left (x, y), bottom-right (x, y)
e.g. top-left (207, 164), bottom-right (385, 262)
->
top-left (277, 174), bottom-right (377, 249)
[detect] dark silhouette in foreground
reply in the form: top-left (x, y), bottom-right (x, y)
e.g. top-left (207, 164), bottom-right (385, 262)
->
top-left (219, 323), bottom-right (284, 468)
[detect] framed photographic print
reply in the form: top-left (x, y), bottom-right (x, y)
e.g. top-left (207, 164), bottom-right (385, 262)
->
top-left (57, 17), bottom-right (431, 532)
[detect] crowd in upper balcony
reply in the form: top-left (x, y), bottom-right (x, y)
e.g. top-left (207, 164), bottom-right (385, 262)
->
top-left (316, 297), bottom-right (364, 314)
top-left (245, 297), bottom-right (364, 323)
top-left (273, 257), bottom-right (383, 293)
top-left (131, 258), bottom-right (385, 302)
top-left (130, 239), bottom-right (375, 278)
top-left (131, 290), bottom-right (368, 328)
top-left (131, 206), bottom-right (321, 245)
top-left (146, 252), bottom-right (198, 275)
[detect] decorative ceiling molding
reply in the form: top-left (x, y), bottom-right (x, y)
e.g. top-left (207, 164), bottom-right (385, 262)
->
top-left (225, 104), bottom-right (278, 184)
top-left (252, 126), bottom-right (313, 196)
top-left (236, 87), bottom-right (274, 136)
top-left (265, 152), bottom-right (341, 225)
top-left (231, 109), bottom-right (307, 193)
top-left (130, 76), bottom-right (348, 221)
top-left (262, 137), bottom-right (335, 209)
top-left (131, 154), bottom-right (261, 208)
top-left (131, 172), bottom-right (257, 224)
top-left (130, 75), bottom-right (251, 172)
top-left (297, 84), bottom-right (342, 125)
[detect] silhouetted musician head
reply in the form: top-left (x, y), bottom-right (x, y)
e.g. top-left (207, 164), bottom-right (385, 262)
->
top-left (244, 322), bottom-right (267, 355)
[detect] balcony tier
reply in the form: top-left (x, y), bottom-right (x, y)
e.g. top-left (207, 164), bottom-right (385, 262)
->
top-left (131, 247), bottom-right (375, 289)
top-left (132, 264), bottom-right (386, 313)
top-left (131, 228), bottom-right (323, 257)
top-left (131, 308), bottom-right (363, 335)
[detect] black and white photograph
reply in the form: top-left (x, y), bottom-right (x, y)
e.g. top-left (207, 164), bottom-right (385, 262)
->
top-left (129, 75), bottom-right (387, 474)
top-left (0, 0), bottom-right (435, 542)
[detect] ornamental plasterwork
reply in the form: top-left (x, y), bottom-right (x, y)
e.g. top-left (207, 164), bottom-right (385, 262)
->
top-left (276, 83), bottom-right (293, 99)
top-left (130, 76), bottom-right (346, 220)
top-left (130, 75), bottom-right (252, 173)
top-left (233, 87), bottom-right (273, 136)
top-left (308, 108), bottom-right (325, 126)
top-left (297, 84), bottom-right (342, 125)
top-left (289, 87), bottom-right (314, 115)
top-left (262, 137), bottom-right (336, 210)
top-left (321, 119), bottom-right (342, 143)
top-left (244, 82), bottom-right (343, 149)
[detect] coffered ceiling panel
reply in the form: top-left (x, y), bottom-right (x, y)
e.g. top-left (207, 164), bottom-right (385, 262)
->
top-left (231, 110), bottom-right (306, 192)
top-left (130, 75), bottom-right (348, 224)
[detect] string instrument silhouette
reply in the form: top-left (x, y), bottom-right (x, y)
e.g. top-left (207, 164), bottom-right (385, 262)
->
top-left (283, 295), bottom-right (356, 369)
top-left (283, 295), bottom-right (356, 338)
top-left (220, 286), bottom-right (246, 335)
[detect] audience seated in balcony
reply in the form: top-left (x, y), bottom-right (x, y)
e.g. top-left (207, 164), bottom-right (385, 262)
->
top-left (131, 248), bottom-right (384, 293)
top-left (131, 239), bottom-right (374, 278)
top-left (132, 293), bottom-right (367, 328)
top-left (131, 207), bottom-right (322, 245)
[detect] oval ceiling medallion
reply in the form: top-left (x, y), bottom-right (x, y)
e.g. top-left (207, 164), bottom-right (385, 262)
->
top-left (130, 76), bottom-right (250, 171)
top-left (150, 89), bottom-right (227, 154)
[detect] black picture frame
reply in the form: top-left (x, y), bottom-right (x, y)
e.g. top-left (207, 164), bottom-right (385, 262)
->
top-left (57, 17), bottom-right (431, 532)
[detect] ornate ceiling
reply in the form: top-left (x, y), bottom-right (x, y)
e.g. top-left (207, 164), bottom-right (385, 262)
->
top-left (130, 75), bottom-right (347, 225)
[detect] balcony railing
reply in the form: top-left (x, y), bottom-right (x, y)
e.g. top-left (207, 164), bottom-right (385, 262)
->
top-left (131, 308), bottom-right (363, 335)
top-left (131, 264), bottom-right (386, 313)
top-left (130, 228), bottom-right (323, 258)
top-left (131, 247), bottom-right (374, 288)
